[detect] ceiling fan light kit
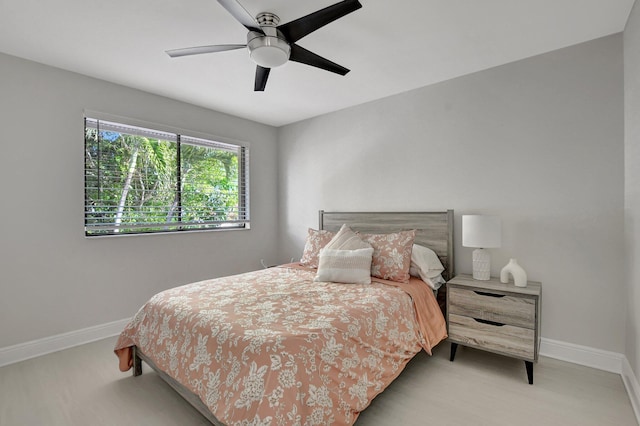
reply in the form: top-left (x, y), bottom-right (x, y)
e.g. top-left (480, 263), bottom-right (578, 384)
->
top-left (248, 34), bottom-right (290, 68)
top-left (166, 0), bottom-right (362, 91)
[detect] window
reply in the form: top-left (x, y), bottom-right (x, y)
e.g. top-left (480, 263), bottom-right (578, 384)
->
top-left (84, 117), bottom-right (249, 236)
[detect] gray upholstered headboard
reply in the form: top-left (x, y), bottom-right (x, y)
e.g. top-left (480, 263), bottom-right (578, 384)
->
top-left (319, 210), bottom-right (454, 281)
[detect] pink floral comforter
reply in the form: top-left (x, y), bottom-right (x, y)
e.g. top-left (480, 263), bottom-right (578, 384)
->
top-left (115, 264), bottom-right (446, 426)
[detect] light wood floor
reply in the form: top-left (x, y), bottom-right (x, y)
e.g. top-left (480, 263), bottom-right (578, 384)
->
top-left (0, 336), bottom-right (637, 425)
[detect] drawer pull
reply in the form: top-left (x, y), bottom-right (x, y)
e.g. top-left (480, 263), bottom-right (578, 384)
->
top-left (474, 318), bottom-right (505, 327)
top-left (474, 291), bottom-right (505, 298)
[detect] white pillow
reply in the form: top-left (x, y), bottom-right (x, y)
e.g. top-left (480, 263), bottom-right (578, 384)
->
top-left (324, 224), bottom-right (371, 250)
top-left (314, 247), bottom-right (374, 284)
top-left (420, 274), bottom-right (446, 291)
top-left (410, 244), bottom-right (445, 285)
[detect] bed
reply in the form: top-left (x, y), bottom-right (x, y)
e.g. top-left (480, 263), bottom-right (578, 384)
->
top-left (115, 210), bottom-right (454, 425)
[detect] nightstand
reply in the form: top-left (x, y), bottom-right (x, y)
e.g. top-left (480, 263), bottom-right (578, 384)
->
top-left (447, 274), bottom-right (542, 384)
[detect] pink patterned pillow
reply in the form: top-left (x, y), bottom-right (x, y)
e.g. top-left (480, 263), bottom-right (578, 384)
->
top-left (300, 228), bottom-right (336, 268)
top-left (359, 230), bottom-right (417, 283)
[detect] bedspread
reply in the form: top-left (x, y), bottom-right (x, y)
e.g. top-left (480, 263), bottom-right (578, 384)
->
top-left (115, 264), bottom-right (446, 426)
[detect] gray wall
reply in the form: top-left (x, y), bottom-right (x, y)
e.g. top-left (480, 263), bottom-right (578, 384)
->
top-left (625, 0), bottom-right (640, 378)
top-left (0, 30), bottom-right (629, 358)
top-left (278, 35), bottom-right (625, 352)
top-left (0, 53), bottom-right (279, 348)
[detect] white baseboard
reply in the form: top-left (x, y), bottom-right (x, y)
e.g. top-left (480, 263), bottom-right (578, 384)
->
top-left (531, 338), bottom-right (640, 424)
top-left (0, 325), bottom-right (629, 372)
top-left (622, 357), bottom-right (640, 424)
top-left (540, 337), bottom-right (625, 373)
top-left (0, 318), bottom-right (130, 368)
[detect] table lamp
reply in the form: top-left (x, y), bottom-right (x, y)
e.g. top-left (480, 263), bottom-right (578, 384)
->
top-left (462, 215), bottom-right (501, 280)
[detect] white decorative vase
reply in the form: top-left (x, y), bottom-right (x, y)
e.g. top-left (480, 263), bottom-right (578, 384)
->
top-left (500, 258), bottom-right (527, 287)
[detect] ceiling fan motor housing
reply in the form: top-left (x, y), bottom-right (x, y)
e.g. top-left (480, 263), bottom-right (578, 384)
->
top-left (247, 12), bottom-right (291, 68)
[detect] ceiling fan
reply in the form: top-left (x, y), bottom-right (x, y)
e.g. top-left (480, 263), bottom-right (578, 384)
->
top-left (166, 0), bottom-right (362, 91)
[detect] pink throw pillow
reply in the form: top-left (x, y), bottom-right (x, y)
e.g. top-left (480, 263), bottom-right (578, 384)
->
top-left (300, 228), bottom-right (335, 268)
top-left (359, 230), bottom-right (416, 283)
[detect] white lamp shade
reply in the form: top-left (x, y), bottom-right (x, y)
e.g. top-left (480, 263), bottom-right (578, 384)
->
top-left (462, 215), bottom-right (501, 248)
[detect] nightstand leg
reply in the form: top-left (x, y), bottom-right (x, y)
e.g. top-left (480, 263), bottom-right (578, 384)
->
top-left (525, 361), bottom-right (533, 385)
top-left (450, 343), bottom-right (458, 362)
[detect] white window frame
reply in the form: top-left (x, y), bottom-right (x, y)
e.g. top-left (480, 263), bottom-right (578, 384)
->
top-left (84, 112), bottom-right (250, 237)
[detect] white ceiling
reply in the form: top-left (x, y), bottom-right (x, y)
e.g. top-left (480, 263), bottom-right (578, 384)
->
top-left (0, 0), bottom-right (634, 127)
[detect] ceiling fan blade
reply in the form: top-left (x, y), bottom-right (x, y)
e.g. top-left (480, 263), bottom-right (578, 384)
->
top-left (255, 66), bottom-right (271, 91)
top-left (278, 0), bottom-right (362, 43)
top-left (166, 44), bottom-right (246, 58)
top-left (289, 44), bottom-right (349, 75)
top-left (217, 0), bottom-right (261, 31)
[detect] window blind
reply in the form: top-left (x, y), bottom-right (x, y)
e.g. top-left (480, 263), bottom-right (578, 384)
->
top-left (84, 117), bottom-right (250, 236)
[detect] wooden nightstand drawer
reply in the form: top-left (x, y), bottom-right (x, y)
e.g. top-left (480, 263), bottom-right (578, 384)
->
top-left (448, 313), bottom-right (535, 360)
top-left (448, 287), bottom-right (536, 329)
